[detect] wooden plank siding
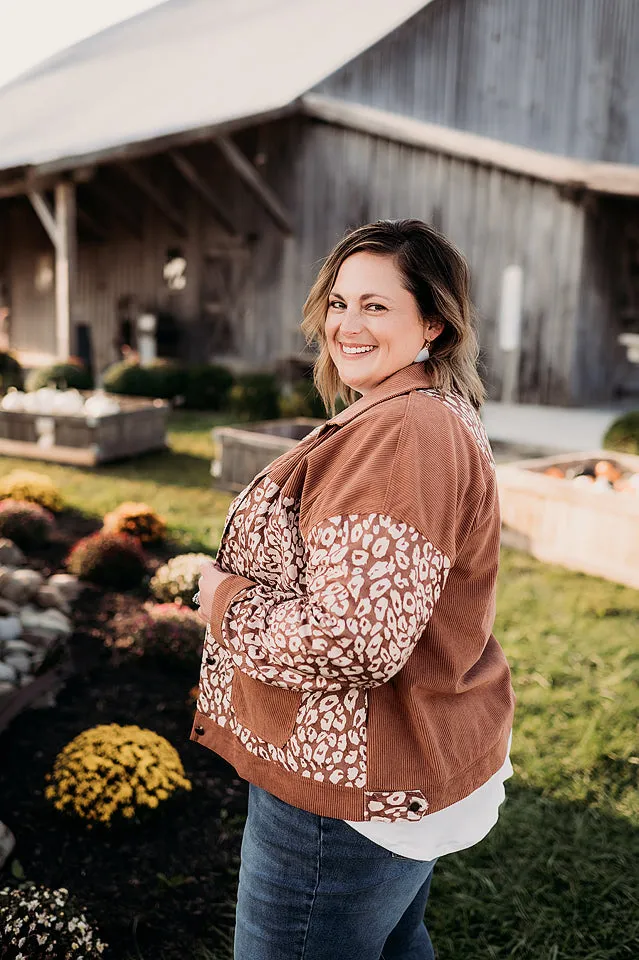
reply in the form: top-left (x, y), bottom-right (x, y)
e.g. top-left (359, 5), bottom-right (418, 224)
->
top-left (314, 0), bottom-right (639, 165)
top-left (2, 113), bottom-right (591, 403)
top-left (271, 118), bottom-right (587, 403)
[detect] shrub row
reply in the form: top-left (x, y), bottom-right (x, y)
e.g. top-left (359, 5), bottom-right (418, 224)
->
top-left (102, 361), bottom-right (326, 419)
top-left (1, 352), bottom-right (328, 419)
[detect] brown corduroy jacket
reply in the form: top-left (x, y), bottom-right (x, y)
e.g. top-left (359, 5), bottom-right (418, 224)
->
top-left (191, 363), bottom-right (516, 822)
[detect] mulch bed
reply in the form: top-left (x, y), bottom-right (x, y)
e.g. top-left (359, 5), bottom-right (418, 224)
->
top-left (0, 510), bottom-right (247, 959)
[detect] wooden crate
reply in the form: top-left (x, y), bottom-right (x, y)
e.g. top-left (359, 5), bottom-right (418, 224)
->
top-left (497, 450), bottom-right (639, 589)
top-left (0, 394), bottom-right (169, 465)
top-left (212, 418), bottom-right (324, 492)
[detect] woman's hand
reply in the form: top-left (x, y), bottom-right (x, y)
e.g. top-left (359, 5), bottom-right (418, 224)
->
top-left (195, 561), bottom-right (235, 626)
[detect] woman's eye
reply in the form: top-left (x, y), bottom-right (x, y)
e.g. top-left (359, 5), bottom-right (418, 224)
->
top-left (366, 303), bottom-right (386, 312)
top-left (328, 300), bottom-right (345, 310)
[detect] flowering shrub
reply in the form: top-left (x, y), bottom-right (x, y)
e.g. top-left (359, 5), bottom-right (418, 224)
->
top-left (0, 499), bottom-right (55, 549)
top-left (150, 552), bottom-right (212, 605)
top-left (122, 603), bottom-right (204, 666)
top-left (0, 470), bottom-right (64, 512)
top-left (0, 883), bottom-right (106, 958)
top-left (45, 724), bottom-right (192, 826)
top-left (66, 532), bottom-right (147, 589)
top-left (102, 501), bottom-right (167, 543)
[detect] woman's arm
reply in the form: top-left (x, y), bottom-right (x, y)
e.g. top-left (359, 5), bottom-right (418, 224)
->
top-left (201, 512), bottom-right (451, 692)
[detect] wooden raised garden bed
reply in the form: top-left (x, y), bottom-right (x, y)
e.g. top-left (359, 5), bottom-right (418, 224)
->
top-left (497, 449), bottom-right (639, 589)
top-left (212, 418), bottom-right (324, 492)
top-left (0, 394), bottom-right (169, 466)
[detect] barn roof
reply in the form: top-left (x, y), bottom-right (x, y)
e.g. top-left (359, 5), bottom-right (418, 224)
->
top-left (0, 0), bottom-right (429, 175)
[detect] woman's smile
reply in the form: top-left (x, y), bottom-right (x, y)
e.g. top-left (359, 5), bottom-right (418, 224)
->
top-left (339, 342), bottom-right (379, 357)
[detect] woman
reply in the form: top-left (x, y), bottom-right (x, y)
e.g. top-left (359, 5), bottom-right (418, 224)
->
top-left (193, 219), bottom-right (516, 960)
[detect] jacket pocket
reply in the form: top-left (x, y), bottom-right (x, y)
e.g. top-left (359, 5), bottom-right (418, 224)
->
top-left (230, 667), bottom-right (302, 748)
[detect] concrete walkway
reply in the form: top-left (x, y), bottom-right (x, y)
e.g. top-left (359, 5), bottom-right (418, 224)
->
top-left (481, 402), bottom-right (629, 455)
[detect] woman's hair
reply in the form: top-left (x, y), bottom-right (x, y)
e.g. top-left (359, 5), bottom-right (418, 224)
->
top-left (301, 219), bottom-right (486, 414)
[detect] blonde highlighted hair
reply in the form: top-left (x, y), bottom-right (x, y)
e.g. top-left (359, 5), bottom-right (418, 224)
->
top-left (301, 219), bottom-right (486, 414)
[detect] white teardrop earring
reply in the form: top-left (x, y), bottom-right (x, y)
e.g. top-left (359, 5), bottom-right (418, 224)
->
top-left (413, 339), bottom-right (431, 364)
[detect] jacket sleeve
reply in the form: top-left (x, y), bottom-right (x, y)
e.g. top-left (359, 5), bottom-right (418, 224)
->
top-left (208, 512), bottom-right (451, 692)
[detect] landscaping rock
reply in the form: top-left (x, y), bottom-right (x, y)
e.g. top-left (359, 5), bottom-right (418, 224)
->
top-left (3, 638), bottom-right (34, 655)
top-left (35, 584), bottom-right (72, 615)
top-left (1, 568), bottom-right (44, 604)
top-left (0, 539), bottom-right (25, 566)
top-left (20, 606), bottom-right (72, 636)
top-left (0, 567), bottom-right (15, 594)
top-left (4, 652), bottom-right (31, 675)
top-left (20, 630), bottom-right (59, 653)
top-left (0, 615), bottom-right (22, 642)
top-left (48, 573), bottom-right (84, 603)
top-left (0, 597), bottom-right (20, 616)
top-left (0, 821), bottom-right (15, 869)
top-left (0, 662), bottom-right (17, 683)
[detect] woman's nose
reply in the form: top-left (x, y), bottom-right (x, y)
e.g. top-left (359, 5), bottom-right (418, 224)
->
top-left (339, 307), bottom-right (364, 333)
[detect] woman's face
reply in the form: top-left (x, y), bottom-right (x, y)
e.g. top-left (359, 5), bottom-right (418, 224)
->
top-left (325, 251), bottom-right (443, 396)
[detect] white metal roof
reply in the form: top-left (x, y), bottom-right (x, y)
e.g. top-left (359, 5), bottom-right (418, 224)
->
top-left (0, 0), bottom-right (430, 174)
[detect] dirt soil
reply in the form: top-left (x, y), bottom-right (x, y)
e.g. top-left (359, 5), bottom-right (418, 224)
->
top-left (0, 510), bottom-right (247, 959)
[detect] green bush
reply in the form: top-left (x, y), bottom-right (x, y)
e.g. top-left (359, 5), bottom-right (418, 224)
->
top-left (279, 379), bottom-right (327, 419)
top-left (66, 531), bottom-right (147, 589)
top-left (229, 372), bottom-right (280, 421)
top-left (0, 499), bottom-right (55, 549)
top-left (26, 360), bottom-right (93, 392)
top-left (182, 364), bottom-right (235, 410)
top-left (603, 411), bottom-right (639, 456)
top-left (102, 359), bottom-right (187, 399)
top-left (0, 350), bottom-right (24, 394)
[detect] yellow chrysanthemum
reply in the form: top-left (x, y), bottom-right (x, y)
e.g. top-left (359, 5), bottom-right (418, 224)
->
top-left (45, 724), bottom-right (191, 826)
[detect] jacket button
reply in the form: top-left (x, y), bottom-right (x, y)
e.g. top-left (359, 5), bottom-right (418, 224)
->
top-left (194, 725), bottom-right (205, 736)
top-left (408, 800), bottom-right (422, 813)
top-left (206, 656), bottom-right (217, 666)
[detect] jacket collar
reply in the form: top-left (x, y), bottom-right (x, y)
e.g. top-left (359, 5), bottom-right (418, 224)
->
top-left (327, 363), bottom-right (434, 427)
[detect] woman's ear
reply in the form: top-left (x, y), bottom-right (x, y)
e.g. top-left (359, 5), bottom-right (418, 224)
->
top-left (424, 318), bottom-right (445, 342)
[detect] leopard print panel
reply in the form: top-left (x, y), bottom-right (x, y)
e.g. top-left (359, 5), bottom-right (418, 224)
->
top-left (364, 789), bottom-right (429, 821)
top-left (417, 389), bottom-right (494, 466)
top-left (200, 475), bottom-right (450, 795)
top-left (198, 643), bottom-right (368, 788)
top-left (222, 510), bottom-right (451, 693)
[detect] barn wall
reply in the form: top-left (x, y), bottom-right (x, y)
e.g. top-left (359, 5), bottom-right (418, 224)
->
top-left (1, 115), bottom-right (592, 403)
top-left (260, 117), bottom-right (587, 404)
top-left (315, 0), bottom-right (639, 164)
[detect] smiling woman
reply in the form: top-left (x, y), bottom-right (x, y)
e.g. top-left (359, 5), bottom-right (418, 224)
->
top-left (302, 218), bottom-right (486, 414)
top-left (194, 219), bottom-right (514, 960)
top-left (324, 252), bottom-right (444, 396)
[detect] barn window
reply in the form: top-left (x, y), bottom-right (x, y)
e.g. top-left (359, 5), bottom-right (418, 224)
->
top-left (163, 248), bottom-right (187, 290)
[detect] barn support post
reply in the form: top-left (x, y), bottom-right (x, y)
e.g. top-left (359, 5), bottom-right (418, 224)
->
top-left (29, 180), bottom-right (78, 360)
top-left (55, 182), bottom-right (77, 361)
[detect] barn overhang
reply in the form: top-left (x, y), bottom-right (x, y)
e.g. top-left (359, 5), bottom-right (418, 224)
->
top-left (302, 95), bottom-right (639, 199)
top-left (0, 108), bottom-right (295, 363)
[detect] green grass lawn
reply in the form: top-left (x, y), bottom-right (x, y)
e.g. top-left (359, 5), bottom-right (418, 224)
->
top-left (2, 410), bottom-right (638, 958)
top-left (0, 410), bottom-right (236, 552)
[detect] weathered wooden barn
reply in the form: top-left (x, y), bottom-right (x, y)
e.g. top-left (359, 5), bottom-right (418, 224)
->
top-left (0, 0), bottom-right (638, 404)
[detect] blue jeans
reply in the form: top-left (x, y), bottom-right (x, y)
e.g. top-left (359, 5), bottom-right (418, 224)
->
top-left (234, 784), bottom-right (438, 960)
